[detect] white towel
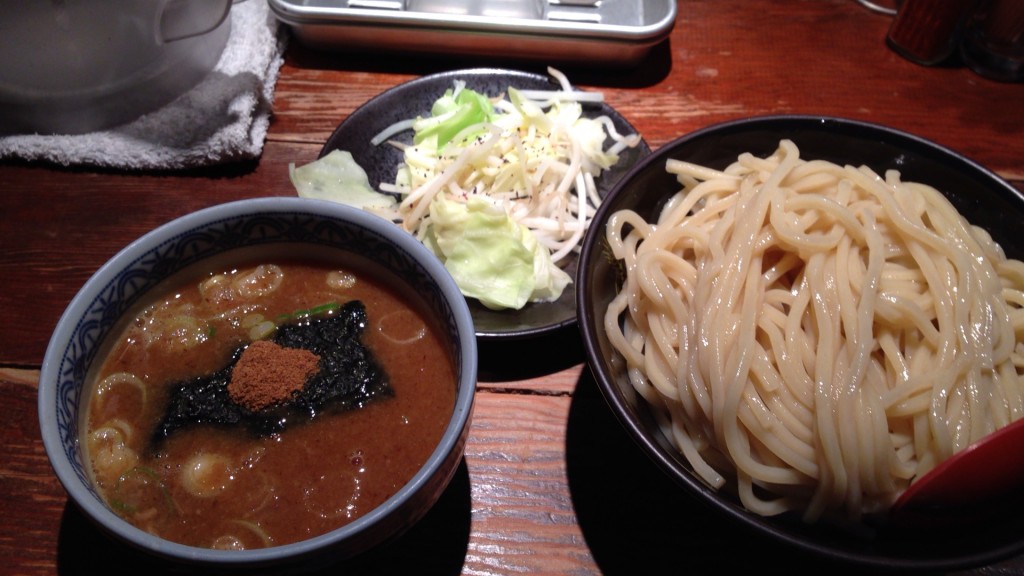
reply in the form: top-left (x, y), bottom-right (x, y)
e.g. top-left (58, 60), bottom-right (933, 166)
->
top-left (0, 0), bottom-right (287, 170)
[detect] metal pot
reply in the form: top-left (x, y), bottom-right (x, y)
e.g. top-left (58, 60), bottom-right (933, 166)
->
top-left (0, 0), bottom-right (236, 135)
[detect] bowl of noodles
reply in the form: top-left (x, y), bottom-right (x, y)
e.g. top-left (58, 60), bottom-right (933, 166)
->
top-left (576, 115), bottom-right (1024, 570)
top-left (39, 197), bottom-right (477, 570)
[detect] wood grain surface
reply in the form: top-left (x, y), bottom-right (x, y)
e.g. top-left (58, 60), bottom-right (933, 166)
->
top-left (3, 0), bottom-right (1023, 574)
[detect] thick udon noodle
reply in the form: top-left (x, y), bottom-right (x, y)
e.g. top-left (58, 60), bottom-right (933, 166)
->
top-left (604, 139), bottom-right (1024, 522)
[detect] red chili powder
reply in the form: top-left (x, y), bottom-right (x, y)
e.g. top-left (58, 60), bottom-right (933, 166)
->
top-left (228, 340), bottom-right (321, 411)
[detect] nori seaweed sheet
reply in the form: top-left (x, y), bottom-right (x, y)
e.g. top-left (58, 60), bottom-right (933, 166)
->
top-left (152, 300), bottom-right (391, 443)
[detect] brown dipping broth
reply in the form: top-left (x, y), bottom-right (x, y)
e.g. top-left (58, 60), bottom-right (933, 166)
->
top-left (83, 256), bottom-right (456, 550)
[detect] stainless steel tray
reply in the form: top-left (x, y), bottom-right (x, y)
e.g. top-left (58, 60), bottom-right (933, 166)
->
top-left (268, 0), bottom-right (676, 67)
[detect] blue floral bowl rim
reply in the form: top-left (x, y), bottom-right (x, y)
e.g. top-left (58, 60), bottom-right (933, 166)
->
top-left (37, 196), bottom-right (478, 566)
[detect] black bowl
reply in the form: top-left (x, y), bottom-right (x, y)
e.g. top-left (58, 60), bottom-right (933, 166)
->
top-left (576, 115), bottom-right (1024, 571)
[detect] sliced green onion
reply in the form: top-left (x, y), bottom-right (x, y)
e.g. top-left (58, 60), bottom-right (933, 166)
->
top-left (232, 519), bottom-right (275, 547)
top-left (290, 301), bottom-right (340, 320)
top-left (248, 320), bottom-right (277, 341)
top-left (309, 302), bottom-right (341, 316)
top-left (110, 466), bottom-right (176, 515)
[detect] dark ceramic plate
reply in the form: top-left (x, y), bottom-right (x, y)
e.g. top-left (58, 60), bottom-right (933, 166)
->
top-left (576, 115), bottom-right (1024, 571)
top-left (320, 68), bottom-right (650, 340)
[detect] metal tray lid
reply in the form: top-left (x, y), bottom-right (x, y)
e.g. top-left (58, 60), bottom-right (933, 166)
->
top-left (269, 0), bottom-right (677, 44)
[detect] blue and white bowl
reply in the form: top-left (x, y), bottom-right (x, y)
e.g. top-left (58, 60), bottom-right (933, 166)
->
top-left (38, 197), bottom-right (477, 569)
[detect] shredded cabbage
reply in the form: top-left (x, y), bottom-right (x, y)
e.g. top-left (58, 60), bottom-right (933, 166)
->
top-left (290, 68), bottom-right (641, 310)
top-left (375, 67), bottom-right (641, 309)
top-left (289, 150), bottom-right (397, 211)
top-left (424, 195), bottom-right (571, 310)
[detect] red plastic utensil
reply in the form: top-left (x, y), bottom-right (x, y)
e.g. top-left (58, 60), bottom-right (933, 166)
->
top-left (890, 418), bottom-right (1024, 524)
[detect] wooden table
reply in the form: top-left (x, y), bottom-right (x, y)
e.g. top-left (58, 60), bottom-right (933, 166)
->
top-left (3, 0), bottom-right (1023, 573)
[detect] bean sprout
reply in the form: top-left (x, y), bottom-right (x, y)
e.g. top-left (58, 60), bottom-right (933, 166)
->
top-left (376, 67), bottom-right (641, 267)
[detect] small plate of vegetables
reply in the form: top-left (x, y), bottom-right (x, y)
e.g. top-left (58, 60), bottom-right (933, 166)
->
top-left (291, 67), bottom-right (650, 340)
